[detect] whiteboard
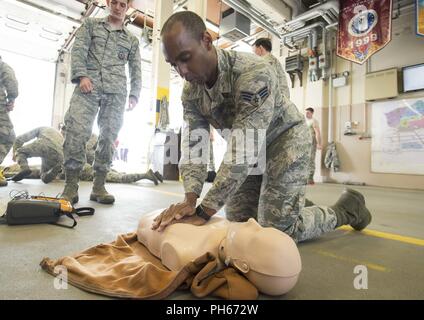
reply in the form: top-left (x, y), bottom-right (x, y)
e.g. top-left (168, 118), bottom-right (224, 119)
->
top-left (371, 97), bottom-right (424, 175)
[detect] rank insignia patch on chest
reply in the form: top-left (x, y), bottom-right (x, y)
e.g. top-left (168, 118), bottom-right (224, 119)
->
top-left (118, 51), bottom-right (127, 60)
top-left (240, 86), bottom-right (269, 107)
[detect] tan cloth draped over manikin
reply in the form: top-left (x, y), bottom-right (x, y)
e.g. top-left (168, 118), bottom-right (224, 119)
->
top-left (40, 233), bottom-right (258, 300)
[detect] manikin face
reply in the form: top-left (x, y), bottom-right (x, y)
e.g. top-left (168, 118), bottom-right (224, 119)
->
top-left (106, 0), bottom-right (130, 22)
top-left (305, 110), bottom-right (313, 119)
top-left (161, 22), bottom-right (215, 85)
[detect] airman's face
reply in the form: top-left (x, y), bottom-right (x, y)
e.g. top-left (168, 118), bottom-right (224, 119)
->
top-left (161, 22), bottom-right (214, 85)
top-left (107, 0), bottom-right (130, 21)
top-left (252, 45), bottom-right (263, 56)
top-left (306, 110), bottom-right (313, 119)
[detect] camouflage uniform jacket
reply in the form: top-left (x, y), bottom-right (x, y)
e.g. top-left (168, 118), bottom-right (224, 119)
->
top-left (263, 53), bottom-right (290, 99)
top-left (0, 58), bottom-right (19, 110)
top-left (71, 17), bottom-right (142, 100)
top-left (180, 48), bottom-right (304, 211)
top-left (14, 127), bottom-right (64, 155)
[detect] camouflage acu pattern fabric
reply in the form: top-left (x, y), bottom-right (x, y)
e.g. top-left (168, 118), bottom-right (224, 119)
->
top-left (225, 124), bottom-right (337, 242)
top-left (86, 133), bottom-right (98, 165)
top-left (79, 163), bottom-right (150, 183)
top-left (180, 48), bottom-right (337, 242)
top-left (0, 58), bottom-right (18, 164)
top-left (14, 127), bottom-right (64, 179)
top-left (79, 163), bottom-right (95, 181)
top-left (63, 17), bottom-right (141, 173)
top-left (207, 128), bottom-right (215, 172)
top-left (307, 120), bottom-right (317, 181)
top-left (263, 53), bottom-right (290, 99)
top-left (324, 142), bottom-right (340, 172)
top-left (3, 162), bottom-right (149, 185)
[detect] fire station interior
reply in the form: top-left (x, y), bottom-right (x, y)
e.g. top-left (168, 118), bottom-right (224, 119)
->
top-left (0, 0), bottom-right (423, 301)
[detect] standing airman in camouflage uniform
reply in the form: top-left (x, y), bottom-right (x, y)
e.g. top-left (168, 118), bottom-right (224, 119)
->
top-left (62, 0), bottom-right (141, 205)
top-left (252, 38), bottom-right (290, 99)
top-left (11, 127), bottom-right (63, 183)
top-left (305, 107), bottom-right (322, 185)
top-left (0, 56), bottom-right (18, 187)
top-left (152, 12), bottom-right (372, 242)
top-left (86, 133), bottom-right (98, 165)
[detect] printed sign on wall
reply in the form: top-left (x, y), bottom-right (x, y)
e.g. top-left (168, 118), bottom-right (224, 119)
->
top-left (418, 0), bottom-right (424, 37)
top-left (337, 0), bottom-right (393, 64)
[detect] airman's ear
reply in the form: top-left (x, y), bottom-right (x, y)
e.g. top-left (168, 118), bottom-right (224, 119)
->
top-left (202, 31), bottom-right (213, 49)
top-left (232, 259), bottom-right (250, 274)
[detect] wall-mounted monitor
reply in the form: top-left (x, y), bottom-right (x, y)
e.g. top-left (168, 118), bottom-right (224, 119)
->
top-left (402, 63), bottom-right (424, 93)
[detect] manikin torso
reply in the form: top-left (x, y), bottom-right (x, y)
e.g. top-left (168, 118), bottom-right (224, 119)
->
top-left (138, 211), bottom-right (230, 271)
top-left (137, 210), bottom-right (302, 296)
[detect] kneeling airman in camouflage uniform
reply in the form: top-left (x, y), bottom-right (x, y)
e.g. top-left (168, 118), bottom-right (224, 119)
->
top-left (11, 127), bottom-right (63, 184)
top-left (151, 12), bottom-right (372, 242)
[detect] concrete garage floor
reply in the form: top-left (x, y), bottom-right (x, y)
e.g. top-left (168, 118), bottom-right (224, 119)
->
top-left (0, 179), bottom-right (423, 300)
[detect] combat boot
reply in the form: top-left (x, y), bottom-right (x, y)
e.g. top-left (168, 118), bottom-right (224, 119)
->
top-left (304, 198), bottom-right (315, 207)
top-left (330, 188), bottom-right (372, 230)
top-left (12, 155), bottom-right (32, 182)
top-left (41, 169), bottom-right (58, 184)
top-left (206, 170), bottom-right (217, 183)
top-left (10, 162), bottom-right (32, 182)
top-left (10, 169), bottom-right (32, 182)
top-left (154, 171), bottom-right (163, 183)
top-left (145, 169), bottom-right (159, 185)
top-left (90, 171), bottom-right (115, 204)
top-left (0, 170), bottom-right (7, 187)
top-left (61, 169), bottom-right (80, 204)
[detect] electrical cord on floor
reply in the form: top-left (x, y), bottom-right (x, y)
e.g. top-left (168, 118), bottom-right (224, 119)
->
top-left (9, 189), bottom-right (30, 201)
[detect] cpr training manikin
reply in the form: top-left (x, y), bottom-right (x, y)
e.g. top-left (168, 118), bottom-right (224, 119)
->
top-left (137, 210), bottom-right (302, 296)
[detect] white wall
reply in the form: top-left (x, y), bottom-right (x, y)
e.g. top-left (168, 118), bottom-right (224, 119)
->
top-left (0, 50), bottom-right (55, 166)
top-left (286, 9), bottom-right (424, 190)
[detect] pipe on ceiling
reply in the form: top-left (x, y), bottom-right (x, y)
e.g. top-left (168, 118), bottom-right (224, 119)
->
top-left (284, 0), bottom-right (306, 19)
top-left (222, 0), bottom-right (281, 39)
top-left (282, 0), bottom-right (339, 31)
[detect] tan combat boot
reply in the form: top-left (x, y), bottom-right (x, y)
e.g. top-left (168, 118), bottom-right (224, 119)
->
top-left (330, 188), bottom-right (372, 230)
top-left (61, 169), bottom-right (80, 204)
top-left (90, 171), bottom-right (115, 204)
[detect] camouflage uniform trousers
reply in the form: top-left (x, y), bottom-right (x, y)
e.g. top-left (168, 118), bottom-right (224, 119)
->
top-left (15, 139), bottom-right (63, 182)
top-left (0, 112), bottom-right (15, 164)
top-left (63, 87), bottom-right (126, 174)
top-left (225, 122), bottom-right (337, 243)
top-left (208, 140), bottom-right (215, 172)
top-left (309, 125), bottom-right (317, 181)
top-left (79, 163), bottom-right (147, 183)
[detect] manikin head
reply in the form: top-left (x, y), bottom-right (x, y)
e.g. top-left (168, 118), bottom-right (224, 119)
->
top-left (218, 218), bottom-right (302, 296)
top-left (305, 107), bottom-right (314, 119)
top-left (160, 11), bottom-right (218, 87)
top-left (252, 38), bottom-right (272, 57)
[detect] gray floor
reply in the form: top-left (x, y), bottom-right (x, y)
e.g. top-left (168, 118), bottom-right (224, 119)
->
top-left (0, 179), bottom-right (423, 300)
